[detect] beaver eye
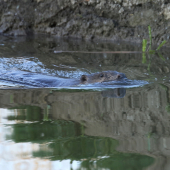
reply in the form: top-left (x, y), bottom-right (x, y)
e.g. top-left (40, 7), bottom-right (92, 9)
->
top-left (100, 73), bottom-right (104, 77)
top-left (117, 75), bottom-right (121, 79)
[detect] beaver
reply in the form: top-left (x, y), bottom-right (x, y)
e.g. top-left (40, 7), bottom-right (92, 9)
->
top-left (0, 70), bottom-right (127, 87)
top-left (81, 71), bottom-right (126, 84)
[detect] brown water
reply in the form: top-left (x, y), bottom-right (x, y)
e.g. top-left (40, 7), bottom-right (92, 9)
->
top-left (0, 35), bottom-right (170, 169)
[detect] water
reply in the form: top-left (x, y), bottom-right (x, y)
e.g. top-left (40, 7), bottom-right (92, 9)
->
top-left (0, 35), bottom-right (169, 169)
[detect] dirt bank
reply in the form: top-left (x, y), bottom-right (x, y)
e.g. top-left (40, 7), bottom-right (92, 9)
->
top-left (0, 0), bottom-right (170, 45)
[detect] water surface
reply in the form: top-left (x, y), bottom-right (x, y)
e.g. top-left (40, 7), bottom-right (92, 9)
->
top-left (0, 35), bottom-right (170, 169)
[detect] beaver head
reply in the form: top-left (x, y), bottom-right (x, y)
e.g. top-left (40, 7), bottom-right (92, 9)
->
top-left (80, 71), bottom-right (127, 84)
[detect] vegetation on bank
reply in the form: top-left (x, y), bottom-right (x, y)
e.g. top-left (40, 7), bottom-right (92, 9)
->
top-left (142, 25), bottom-right (167, 65)
top-left (142, 25), bottom-right (166, 54)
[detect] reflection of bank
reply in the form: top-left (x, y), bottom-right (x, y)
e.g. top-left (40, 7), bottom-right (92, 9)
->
top-left (102, 88), bottom-right (126, 98)
top-left (3, 107), bottom-right (154, 170)
top-left (0, 85), bottom-right (169, 169)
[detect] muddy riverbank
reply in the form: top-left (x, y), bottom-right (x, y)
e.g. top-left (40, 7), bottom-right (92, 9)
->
top-left (0, 0), bottom-right (170, 45)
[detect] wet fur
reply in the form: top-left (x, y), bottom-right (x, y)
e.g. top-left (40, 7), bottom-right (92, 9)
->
top-left (0, 70), bottom-right (127, 87)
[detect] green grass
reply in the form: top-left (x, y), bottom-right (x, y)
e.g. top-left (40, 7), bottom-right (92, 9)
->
top-left (142, 25), bottom-right (166, 53)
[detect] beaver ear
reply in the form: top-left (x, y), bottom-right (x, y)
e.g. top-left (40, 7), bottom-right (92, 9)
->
top-left (80, 75), bottom-right (87, 83)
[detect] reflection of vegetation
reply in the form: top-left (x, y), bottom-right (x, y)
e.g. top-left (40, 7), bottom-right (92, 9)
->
top-left (147, 54), bottom-right (151, 71)
top-left (8, 105), bottom-right (53, 121)
top-left (166, 105), bottom-right (170, 113)
top-left (43, 105), bottom-right (51, 121)
top-left (159, 84), bottom-right (170, 113)
top-left (34, 136), bottom-right (118, 161)
top-left (7, 120), bottom-right (154, 169)
top-left (6, 120), bottom-right (82, 143)
top-left (10, 94), bottom-right (14, 104)
top-left (6, 106), bottom-right (154, 170)
top-left (160, 84), bottom-right (168, 91)
top-left (147, 132), bottom-right (155, 151)
top-left (142, 53), bottom-right (165, 72)
top-left (8, 105), bottom-right (42, 121)
top-left (80, 154), bottom-right (154, 170)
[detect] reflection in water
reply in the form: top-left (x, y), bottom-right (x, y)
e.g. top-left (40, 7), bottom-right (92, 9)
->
top-left (1, 106), bottom-right (154, 170)
top-left (0, 81), bottom-right (169, 169)
top-left (0, 35), bottom-right (170, 169)
top-left (102, 88), bottom-right (126, 98)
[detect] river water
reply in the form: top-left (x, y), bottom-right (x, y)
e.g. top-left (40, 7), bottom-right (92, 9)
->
top-left (0, 35), bottom-right (170, 170)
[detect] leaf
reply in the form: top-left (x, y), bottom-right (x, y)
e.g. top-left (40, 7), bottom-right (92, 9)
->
top-left (142, 39), bottom-right (147, 52)
top-left (156, 40), bottom-right (166, 51)
top-left (148, 25), bottom-right (152, 50)
top-left (157, 52), bottom-right (165, 61)
top-left (149, 50), bottom-right (155, 54)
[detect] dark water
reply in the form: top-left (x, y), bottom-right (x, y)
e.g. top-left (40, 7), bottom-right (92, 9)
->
top-left (0, 35), bottom-right (170, 169)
